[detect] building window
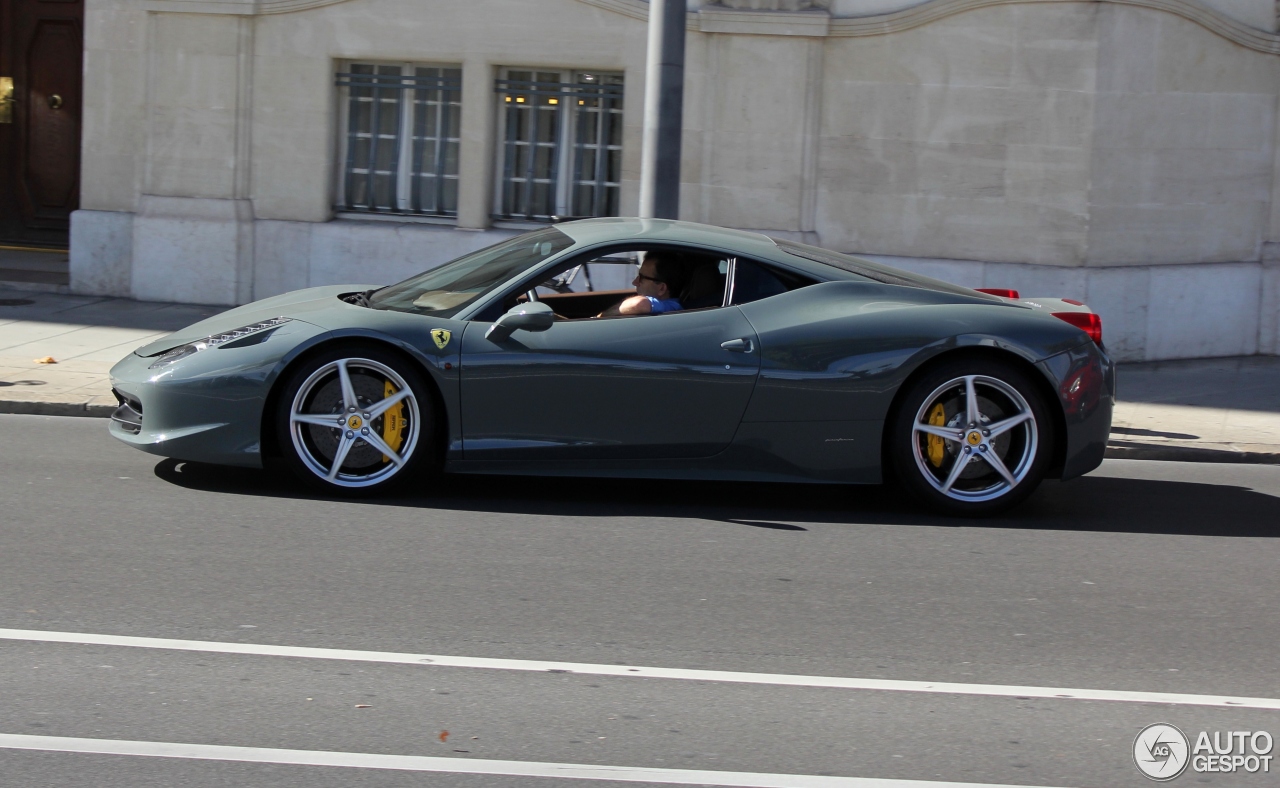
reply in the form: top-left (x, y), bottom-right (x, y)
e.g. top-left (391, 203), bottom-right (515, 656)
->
top-left (494, 69), bottom-right (623, 222)
top-left (335, 63), bottom-right (462, 217)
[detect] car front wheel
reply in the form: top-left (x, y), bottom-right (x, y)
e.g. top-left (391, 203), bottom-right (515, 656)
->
top-left (275, 346), bottom-right (434, 495)
top-left (890, 358), bottom-right (1053, 516)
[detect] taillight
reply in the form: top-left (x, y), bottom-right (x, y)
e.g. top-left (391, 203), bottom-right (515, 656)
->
top-left (1052, 311), bottom-right (1102, 344)
top-left (976, 288), bottom-right (1020, 299)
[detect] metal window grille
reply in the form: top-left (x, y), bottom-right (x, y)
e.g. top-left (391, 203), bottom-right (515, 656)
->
top-left (336, 63), bottom-right (462, 217)
top-left (494, 70), bottom-right (623, 222)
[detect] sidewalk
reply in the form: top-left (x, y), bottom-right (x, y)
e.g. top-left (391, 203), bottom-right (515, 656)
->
top-left (0, 290), bottom-right (221, 416)
top-left (1108, 356), bottom-right (1280, 463)
top-left (1, 287), bottom-right (1277, 464)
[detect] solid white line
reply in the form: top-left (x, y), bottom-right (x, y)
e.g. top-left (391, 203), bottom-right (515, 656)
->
top-left (1, 627), bottom-right (1276, 710)
top-left (0, 733), bottom-right (1070, 788)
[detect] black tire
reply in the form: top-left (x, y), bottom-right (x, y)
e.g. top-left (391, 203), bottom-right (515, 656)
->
top-left (889, 357), bottom-right (1054, 516)
top-left (274, 344), bottom-right (436, 496)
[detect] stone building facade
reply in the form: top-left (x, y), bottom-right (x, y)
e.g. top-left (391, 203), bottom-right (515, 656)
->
top-left (73, 0), bottom-right (1280, 360)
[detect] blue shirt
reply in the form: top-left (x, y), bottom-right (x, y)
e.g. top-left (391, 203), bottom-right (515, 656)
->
top-left (644, 296), bottom-right (683, 314)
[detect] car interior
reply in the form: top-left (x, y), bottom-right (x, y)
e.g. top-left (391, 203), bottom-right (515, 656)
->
top-left (488, 246), bottom-right (817, 321)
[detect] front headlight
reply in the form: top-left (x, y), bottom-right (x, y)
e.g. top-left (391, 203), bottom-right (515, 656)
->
top-left (149, 343), bottom-right (201, 368)
top-left (149, 317), bottom-right (291, 369)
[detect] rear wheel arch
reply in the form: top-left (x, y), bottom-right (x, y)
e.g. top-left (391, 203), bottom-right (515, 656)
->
top-left (880, 346), bottom-right (1067, 484)
top-left (260, 337), bottom-right (448, 467)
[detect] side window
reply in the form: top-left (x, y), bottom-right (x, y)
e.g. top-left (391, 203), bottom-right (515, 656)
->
top-left (729, 259), bottom-right (815, 306)
top-left (680, 257), bottom-right (728, 310)
top-left (532, 253), bottom-right (638, 298)
top-left (483, 252), bottom-right (641, 321)
top-left (485, 248), bottom-right (731, 321)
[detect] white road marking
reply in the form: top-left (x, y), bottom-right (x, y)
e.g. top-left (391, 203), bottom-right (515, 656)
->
top-left (0, 733), bottom-right (1070, 788)
top-left (1, 627), bottom-right (1277, 710)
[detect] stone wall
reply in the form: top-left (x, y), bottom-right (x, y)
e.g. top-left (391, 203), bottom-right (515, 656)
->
top-left (818, 4), bottom-right (1098, 266)
top-left (72, 0), bottom-right (1280, 360)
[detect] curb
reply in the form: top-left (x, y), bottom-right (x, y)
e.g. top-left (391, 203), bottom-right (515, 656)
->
top-left (1104, 441), bottom-right (1280, 465)
top-left (0, 400), bottom-right (115, 418)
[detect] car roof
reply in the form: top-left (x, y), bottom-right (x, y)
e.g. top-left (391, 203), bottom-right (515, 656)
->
top-left (554, 217), bottom-right (782, 257)
top-left (553, 217), bottom-right (997, 301)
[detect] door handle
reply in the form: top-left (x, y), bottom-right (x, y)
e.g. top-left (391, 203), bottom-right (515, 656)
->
top-left (720, 338), bottom-right (753, 353)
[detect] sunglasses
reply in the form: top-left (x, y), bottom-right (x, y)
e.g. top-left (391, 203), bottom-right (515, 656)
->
top-left (635, 270), bottom-right (664, 284)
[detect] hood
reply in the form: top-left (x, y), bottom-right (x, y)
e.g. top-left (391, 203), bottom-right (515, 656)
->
top-left (134, 285), bottom-right (380, 356)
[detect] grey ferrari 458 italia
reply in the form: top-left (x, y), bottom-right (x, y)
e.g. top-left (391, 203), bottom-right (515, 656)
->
top-left (109, 218), bottom-right (1114, 515)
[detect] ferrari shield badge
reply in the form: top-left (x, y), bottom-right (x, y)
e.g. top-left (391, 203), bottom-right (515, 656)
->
top-left (431, 328), bottom-right (451, 350)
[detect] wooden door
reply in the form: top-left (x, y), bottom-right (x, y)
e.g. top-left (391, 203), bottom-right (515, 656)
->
top-left (0, 0), bottom-right (82, 248)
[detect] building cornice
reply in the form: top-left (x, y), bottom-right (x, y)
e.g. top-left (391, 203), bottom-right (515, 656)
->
top-left (138, 0), bottom-right (1280, 55)
top-left (827, 0), bottom-right (1280, 54)
top-left (141, 0), bottom-right (363, 15)
top-left (578, 0), bottom-right (1280, 52)
top-left (700, 7), bottom-right (832, 34)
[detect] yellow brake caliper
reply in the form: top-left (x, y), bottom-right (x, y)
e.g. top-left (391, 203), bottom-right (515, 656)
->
top-left (927, 403), bottom-right (947, 468)
top-left (381, 379), bottom-right (404, 462)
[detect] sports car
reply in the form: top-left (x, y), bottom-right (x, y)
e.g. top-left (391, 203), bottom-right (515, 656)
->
top-left (109, 218), bottom-right (1114, 515)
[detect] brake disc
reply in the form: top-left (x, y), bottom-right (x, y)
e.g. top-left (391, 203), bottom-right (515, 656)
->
top-left (305, 373), bottom-right (389, 470)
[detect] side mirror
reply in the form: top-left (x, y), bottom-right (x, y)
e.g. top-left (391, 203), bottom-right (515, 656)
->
top-left (485, 301), bottom-right (555, 342)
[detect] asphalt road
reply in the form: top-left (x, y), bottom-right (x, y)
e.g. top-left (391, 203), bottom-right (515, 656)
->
top-left (1, 413), bottom-right (1278, 788)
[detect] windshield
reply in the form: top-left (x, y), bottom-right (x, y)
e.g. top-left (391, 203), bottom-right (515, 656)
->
top-left (369, 227), bottom-right (575, 318)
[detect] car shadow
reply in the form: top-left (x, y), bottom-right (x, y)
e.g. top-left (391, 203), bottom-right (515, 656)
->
top-left (153, 459), bottom-right (1280, 538)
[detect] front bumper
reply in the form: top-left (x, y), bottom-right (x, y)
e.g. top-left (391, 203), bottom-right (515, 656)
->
top-left (108, 320), bottom-right (329, 468)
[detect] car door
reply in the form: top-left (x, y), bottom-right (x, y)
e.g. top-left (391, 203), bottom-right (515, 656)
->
top-left (458, 306), bottom-right (761, 461)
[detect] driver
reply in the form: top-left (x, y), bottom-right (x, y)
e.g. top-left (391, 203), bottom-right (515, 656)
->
top-left (597, 252), bottom-right (687, 317)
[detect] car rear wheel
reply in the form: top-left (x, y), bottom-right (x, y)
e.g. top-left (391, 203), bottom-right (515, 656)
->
top-left (890, 358), bottom-right (1053, 516)
top-left (275, 346), bottom-right (434, 495)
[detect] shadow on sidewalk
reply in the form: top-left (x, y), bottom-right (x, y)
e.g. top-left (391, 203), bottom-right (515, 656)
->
top-left (154, 459), bottom-right (1280, 539)
top-left (1116, 356), bottom-right (1280, 413)
top-left (0, 290), bottom-right (225, 332)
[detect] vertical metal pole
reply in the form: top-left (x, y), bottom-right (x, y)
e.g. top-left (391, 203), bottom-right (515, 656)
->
top-left (639, 0), bottom-right (686, 220)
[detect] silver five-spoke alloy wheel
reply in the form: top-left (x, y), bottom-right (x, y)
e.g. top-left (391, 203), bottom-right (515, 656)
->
top-left (909, 374), bottom-right (1039, 503)
top-left (287, 357), bottom-right (421, 488)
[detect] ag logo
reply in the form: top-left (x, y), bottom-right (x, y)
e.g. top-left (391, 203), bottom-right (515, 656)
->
top-left (431, 328), bottom-right (451, 350)
top-left (1135, 723), bottom-right (1190, 781)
